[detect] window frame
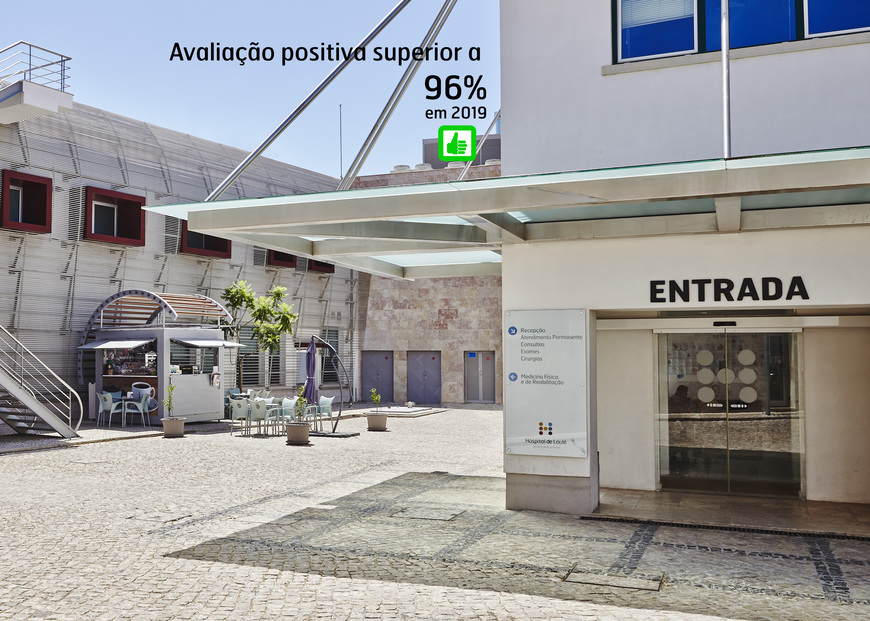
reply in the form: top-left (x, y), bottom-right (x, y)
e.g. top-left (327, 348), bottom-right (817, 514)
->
top-left (92, 200), bottom-right (118, 237)
top-left (1, 170), bottom-right (52, 234)
top-left (309, 260), bottom-right (336, 274)
top-left (180, 220), bottom-right (231, 258)
top-left (83, 186), bottom-right (146, 246)
top-left (617, 0), bottom-right (700, 63)
top-left (803, 0), bottom-right (870, 38)
top-left (614, 0), bottom-right (870, 64)
top-left (267, 249), bottom-right (298, 269)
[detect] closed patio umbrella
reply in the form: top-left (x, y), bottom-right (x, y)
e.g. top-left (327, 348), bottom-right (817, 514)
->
top-left (303, 339), bottom-right (317, 404)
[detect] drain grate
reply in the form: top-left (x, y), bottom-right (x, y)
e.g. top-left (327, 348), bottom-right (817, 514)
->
top-left (564, 568), bottom-right (664, 591)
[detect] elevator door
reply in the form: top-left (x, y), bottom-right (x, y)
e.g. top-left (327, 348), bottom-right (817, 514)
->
top-left (658, 331), bottom-right (803, 497)
top-left (465, 351), bottom-right (496, 403)
top-left (361, 351), bottom-right (394, 403)
top-left (407, 351), bottom-right (441, 404)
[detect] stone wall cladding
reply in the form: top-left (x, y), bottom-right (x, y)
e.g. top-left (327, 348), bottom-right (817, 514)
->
top-left (361, 274), bottom-right (503, 404)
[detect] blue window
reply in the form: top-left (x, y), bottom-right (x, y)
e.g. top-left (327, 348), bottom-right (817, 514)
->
top-left (620, 0), bottom-right (697, 61)
top-left (805, 0), bottom-right (870, 36)
top-left (616, 0), bottom-right (870, 63)
top-left (705, 0), bottom-right (796, 51)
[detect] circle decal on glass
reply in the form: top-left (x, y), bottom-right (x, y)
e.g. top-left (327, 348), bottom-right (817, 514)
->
top-left (739, 386), bottom-right (758, 403)
top-left (697, 350), bottom-right (714, 366)
top-left (698, 386), bottom-right (715, 403)
top-left (738, 368), bottom-right (757, 384)
top-left (717, 368), bottom-right (736, 384)
top-left (697, 368), bottom-right (715, 384)
top-left (737, 349), bottom-right (756, 365)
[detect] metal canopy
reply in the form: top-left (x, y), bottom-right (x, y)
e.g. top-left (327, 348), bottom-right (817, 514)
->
top-left (171, 338), bottom-right (244, 349)
top-left (145, 147), bottom-right (870, 279)
top-left (77, 339), bottom-right (155, 350)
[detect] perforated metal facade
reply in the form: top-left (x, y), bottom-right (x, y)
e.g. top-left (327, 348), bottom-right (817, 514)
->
top-left (0, 102), bottom-right (359, 396)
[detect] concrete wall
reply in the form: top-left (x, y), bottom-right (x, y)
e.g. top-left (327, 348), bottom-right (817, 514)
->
top-left (804, 328), bottom-right (870, 503)
top-left (500, 1), bottom-right (870, 175)
top-left (359, 273), bottom-right (503, 404)
top-left (597, 330), bottom-right (657, 490)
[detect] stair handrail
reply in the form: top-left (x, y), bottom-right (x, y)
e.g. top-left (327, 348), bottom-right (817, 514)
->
top-left (0, 325), bottom-right (83, 432)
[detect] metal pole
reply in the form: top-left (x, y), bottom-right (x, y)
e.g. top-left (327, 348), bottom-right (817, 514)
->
top-left (337, 0), bottom-right (457, 190)
top-left (721, 0), bottom-right (732, 159)
top-left (457, 108), bottom-right (501, 181)
top-left (205, 0), bottom-right (414, 202)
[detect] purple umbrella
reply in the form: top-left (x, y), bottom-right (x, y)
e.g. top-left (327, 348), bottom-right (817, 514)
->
top-left (303, 339), bottom-right (317, 404)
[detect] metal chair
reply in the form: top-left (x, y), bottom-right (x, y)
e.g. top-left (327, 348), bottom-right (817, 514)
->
top-left (96, 392), bottom-right (125, 428)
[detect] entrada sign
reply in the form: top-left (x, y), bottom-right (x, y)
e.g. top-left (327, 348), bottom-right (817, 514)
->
top-left (650, 277), bottom-right (809, 303)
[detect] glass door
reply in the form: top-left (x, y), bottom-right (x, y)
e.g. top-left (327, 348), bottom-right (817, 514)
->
top-left (657, 331), bottom-right (803, 497)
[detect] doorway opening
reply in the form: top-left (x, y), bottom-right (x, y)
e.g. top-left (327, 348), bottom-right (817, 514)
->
top-left (657, 331), bottom-right (803, 497)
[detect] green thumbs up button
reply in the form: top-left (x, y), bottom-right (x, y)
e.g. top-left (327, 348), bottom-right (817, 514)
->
top-left (438, 125), bottom-right (476, 162)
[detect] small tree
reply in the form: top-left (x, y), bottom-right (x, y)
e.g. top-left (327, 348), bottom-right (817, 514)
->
top-left (370, 387), bottom-right (381, 413)
top-left (221, 280), bottom-right (298, 391)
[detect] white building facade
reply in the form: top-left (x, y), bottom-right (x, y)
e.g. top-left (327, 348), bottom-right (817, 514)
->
top-left (498, 0), bottom-right (870, 510)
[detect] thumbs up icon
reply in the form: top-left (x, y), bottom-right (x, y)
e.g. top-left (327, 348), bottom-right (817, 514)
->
top-left (446, 131), bottom-right (467, 155)
top-left (438, 126), bottom-right (476, 162)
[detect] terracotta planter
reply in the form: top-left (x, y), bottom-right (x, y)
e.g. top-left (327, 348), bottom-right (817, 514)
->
top-left (366, 413), bottom-right (388, 431)
top-left (161, 417), bottom-right (186, 438)
top-left (285, 421), bottom-right (310, 445)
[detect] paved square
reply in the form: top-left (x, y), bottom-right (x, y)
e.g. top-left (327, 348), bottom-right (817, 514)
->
top-left (1, 409), bottom-right (869, 620)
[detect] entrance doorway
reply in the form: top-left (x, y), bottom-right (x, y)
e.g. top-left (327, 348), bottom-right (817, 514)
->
top-left (407, 351), bottom-right (441, 404)
top-left (657, 331), bottom-right (803, 497)
top-left (465, 351), bottom-right (496, 403)
top-left (361, 351), bottom-right (394, 403)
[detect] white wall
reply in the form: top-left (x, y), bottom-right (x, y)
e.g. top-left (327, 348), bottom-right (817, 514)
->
top-left (501, 227), bottom-right (870, 312)
top-left (597, 330), bottom-right (656, 490)
top-left (500, 1), bottom-right (870, 175)
top-left (804, 328), bottom-right (870, 503)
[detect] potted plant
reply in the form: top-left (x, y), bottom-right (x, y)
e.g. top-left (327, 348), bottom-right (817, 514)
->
top-left (285, 385), bottom-right (310, 445)
top-left (366, 387), bottom-right (388, 431)
top-left (160, 380), bottom-right (186, 438)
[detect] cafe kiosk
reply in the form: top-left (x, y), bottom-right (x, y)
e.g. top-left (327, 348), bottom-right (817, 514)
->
top-left (78, 290), bottom-right (241, 422)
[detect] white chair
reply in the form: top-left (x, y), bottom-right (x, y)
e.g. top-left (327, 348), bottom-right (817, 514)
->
top-left (96, 392), bottom-right (125, 428)
top-left (124, 393), bottom-right (152, 427)
top-left (316, 396), bottom-right (335, 431)
top-left (230, 398), bottom-right (250, 436)
top-left (279, 396), bottom-right (299, 424)
top-left (250, 398), bottom-right (279, 436)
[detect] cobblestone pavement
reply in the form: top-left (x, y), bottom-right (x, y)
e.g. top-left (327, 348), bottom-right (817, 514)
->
top-left (1, 409), bottom-right (869, 620)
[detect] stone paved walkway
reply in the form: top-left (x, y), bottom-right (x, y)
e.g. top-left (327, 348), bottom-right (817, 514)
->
top-left (1, 409), bottom-right (868, 620)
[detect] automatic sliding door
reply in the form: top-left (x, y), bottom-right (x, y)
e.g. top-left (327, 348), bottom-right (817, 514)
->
top-left (658, 331), bottom-right (803, 497)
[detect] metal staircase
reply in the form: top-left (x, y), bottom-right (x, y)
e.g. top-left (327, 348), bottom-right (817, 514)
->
top-left (0, 325), bottom-right (82, 438)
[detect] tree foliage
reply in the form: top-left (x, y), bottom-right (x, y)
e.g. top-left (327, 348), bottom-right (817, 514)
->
top-left (221, 280), bottom-right (298, 389)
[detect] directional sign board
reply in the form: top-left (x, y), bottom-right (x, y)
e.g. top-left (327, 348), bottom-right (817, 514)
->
top-left (504, 309), bottom-right (588, 458)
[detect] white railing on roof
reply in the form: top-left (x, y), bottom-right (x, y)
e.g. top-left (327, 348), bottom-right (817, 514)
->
top-left (0, 41), bottom-right (70, 91)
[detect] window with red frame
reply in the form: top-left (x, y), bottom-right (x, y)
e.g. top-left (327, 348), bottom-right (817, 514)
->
top-left (84, 187), bottom-right (145, 246)
top-left (180, 221), bottom-right (231, 258)
top-left (2, 170), bottom-right (52, 234)
top-left (267, 250), bottom-right (297, 268)
top-left (309, 260), bottom-right (335, 274)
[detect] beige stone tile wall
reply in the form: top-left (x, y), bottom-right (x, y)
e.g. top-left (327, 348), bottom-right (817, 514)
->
top-left (360, 274), bottom-right (503, 404)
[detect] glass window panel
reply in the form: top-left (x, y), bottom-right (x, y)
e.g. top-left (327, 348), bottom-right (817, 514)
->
top-left (621, 0), bottom-right (697, 60)
top-left (9, 186), bottom-right (22, 222)
top-left (705, 0), bottom-right (796, 51)
top-left (186, 230), bottom-right (205, 249)
top-left (806, 0), bottom-right (870, 36)
top-left (92, 202), bottom-right (117, 236)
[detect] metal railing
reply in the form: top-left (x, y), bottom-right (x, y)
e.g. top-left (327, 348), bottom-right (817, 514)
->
top-left (0, 41), bottom-right (71, 91)
top-left (0, 324), bottom-right (83, 432)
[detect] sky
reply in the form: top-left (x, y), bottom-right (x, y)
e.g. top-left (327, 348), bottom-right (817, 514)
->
top-left (7, 0), bottom-right (500, 180)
